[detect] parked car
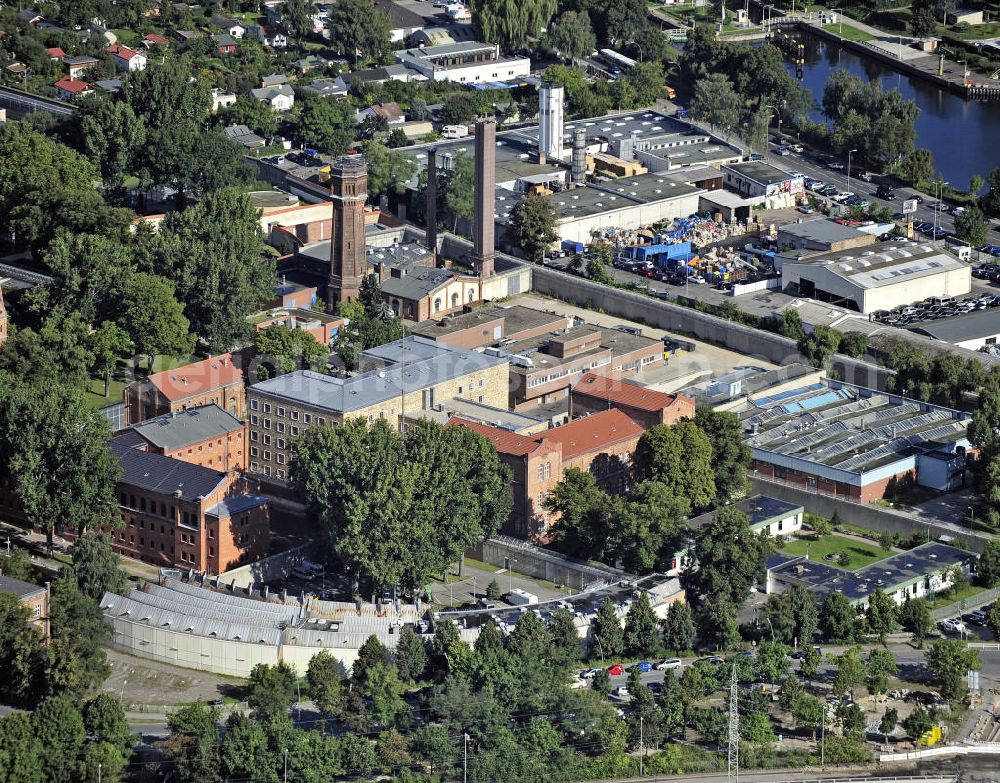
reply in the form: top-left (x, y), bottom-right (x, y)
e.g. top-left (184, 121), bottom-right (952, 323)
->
top-left (607, 664), bottom-right (625, 676)
top-left (579, 668), bottom-right (599, 680)
top-left (656, 658), bottom-right (683, 670)
top-left (938, 618), bottom-right (962, 633)
top-left (700, 656), bottom-right (725, 665)
top-left (775, 146), bottom-right (791, 156)
top-left (963, 610), bottom-right (987, 625)
top-left (828, 161), bottom-right (845, 171)
top-left (633, 661), bottom-right (654, 673)
top-left (858, 170), bottom-right (873, 182)
top-left (788, 144), bottom-right (804, 153)
top-left (612, 686), bottom-right (630, 698)
top-left (797, 205), bottom-right (816, 214)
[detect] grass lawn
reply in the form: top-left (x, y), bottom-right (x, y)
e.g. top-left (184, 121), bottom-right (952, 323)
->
top-left (110, 28), bottom-right (140, 47)
top-left (950, 21), bottom-right (1000, 40)
top-left (83, 377), bottom-right (126, 411)
top-left (832, 23), bottom-right (877, 42)
top-left (781, 533), bottom-right (887, 569)
top-left (926, 583), bottom-right (988, 610)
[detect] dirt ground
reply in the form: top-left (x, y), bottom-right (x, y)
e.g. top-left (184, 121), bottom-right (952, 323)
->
top-left (102, 648), bottom-right (243, 708)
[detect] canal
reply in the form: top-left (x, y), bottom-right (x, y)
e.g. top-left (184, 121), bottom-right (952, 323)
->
top-left (781, 34), bottom-right (1000, 190)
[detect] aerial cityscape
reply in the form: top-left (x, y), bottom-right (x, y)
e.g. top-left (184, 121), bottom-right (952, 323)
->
top-left (2, 0), bottom-right (1000, 781)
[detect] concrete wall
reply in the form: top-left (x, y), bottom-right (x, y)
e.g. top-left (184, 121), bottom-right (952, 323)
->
top-left (750, 476), bottom-right (991, 553)
top-left (531, 266), bottom-right (896, 390)
top-left (218, 543), bottom-right (312, 589)
top-left (472, 536), bottom-right (629, 591)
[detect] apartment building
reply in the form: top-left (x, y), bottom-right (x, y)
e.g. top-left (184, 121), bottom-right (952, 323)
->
top-left (124, 353), bottom-right (246, 426)
top-left (246, 336), bottom-right (509, 481)
top-left (109, 441), bottom-right (269, 573)
top-left (112, 404), bottom-right (247, 471)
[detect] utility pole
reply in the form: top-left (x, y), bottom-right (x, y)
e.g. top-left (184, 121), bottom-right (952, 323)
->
top-left (283, 747), bottom-right (288, 783)
top-left (727, 663), bottom-right (739, 783)
top-left (463, 733), bottom-right (469, 783)
top-left (639, 715), bottom-right (645, 776)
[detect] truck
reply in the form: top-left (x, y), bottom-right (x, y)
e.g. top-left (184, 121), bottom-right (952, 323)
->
top-left (561, 239), bottom-right (585, 254)
top-left (507, 587), bottom-right (539, 606)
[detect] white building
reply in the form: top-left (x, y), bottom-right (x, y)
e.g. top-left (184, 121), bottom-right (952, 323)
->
top-left (250, 84), bottom-right (295, 111)
top-left (908, 308), bottom-right (1000, 351)
top-left (211, 88), bottom-right (237, 112)
top-left (721, 161), bottom-right (804, 209)
top-left (780, 241), bottom-right (972, 314)
top-left (538, 82), bottom-right (564, 163)
top-left (106, 43), bottom-right (146, 72)
top-left (394, 41), bottom-right (530, 84)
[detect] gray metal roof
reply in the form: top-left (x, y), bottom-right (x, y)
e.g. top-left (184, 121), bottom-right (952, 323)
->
top-left (108, 440), bottom-right (229, 501)
top-left (0, 575), bottom-right (45, 599)
top-left (129, 404), bottom-right (244, 452)
top-left (380, 266), bottom-right (454, 300)
top-left (909, 309), bottom-right (1000, 344)
top-left (205, 494), bottom-right (269, 518)
top-left (778, 218), bottom-right (870, 244)
top-left (250, 335), bottom-right (508, 414)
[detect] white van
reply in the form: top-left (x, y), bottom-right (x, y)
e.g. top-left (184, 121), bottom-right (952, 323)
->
top-left (441, 124), bottom-right (469, 139)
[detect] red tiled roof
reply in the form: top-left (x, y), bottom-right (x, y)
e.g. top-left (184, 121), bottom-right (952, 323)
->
top-left (146, 353), bottom-right (243, 402)
top-left (54, 77), bottom-right (90, 93)
top-left (45, 47), bottom-right (65, 58)
top-left (446, 417), bottom-right (550, 458)
top-left (144, 33), bottom-right (169, 44)
top-left (545, 409), bottom-right (644, 460)
top-left (572, 372), bottom-right (678, 412)
top-left (107, 43), bottom-right (140, 60)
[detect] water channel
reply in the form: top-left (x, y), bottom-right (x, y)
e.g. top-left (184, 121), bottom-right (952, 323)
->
top-left (779, 34), bottom-right (1000, 189)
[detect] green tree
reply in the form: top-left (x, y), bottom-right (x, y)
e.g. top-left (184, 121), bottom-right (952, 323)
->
top-left (549, 607), bottom-right (582, 666)
top-left (839, 332), bottom-right (870, 359)
top-left (865, 648), bottom-right (898, 699)
top-left (756, 641), bottom-right (791, 685)
top-left (0, 711), bottom-right (44, 783)
top-left (119, 272), bottom-right (195, 364)
top-left (0, 375), bottom-right (121, 554)
top-left (353, 635), bottom-right (393, 687)
top-left (79, 99), bottom-right (147, 194)
top-left (800, 645), bottom-right (822, 681)
top-left (687, 507), bottom-right (770, 609)
top-left (590, 598), bottom-right (624, 661)
top-left (506, 192), bottom-right (559, 264)
top-left (547, 11), bottom-right (596, 62)
top-left (760, 586), bottom-right (819, 647)
top-left (469, 0), bottom-right (556, 50)
top-left (902, 148), bottom-right (935, 184)
top-left (694, 408), bottom-right (751, 503)
top-left (633, 422), bottom-right (716, 509)
top-left (441, 152), bottom-right (475, 232)
top-left (778, 673), bottom-right (803, 712)
top-left (411, 725), bottom-right (456, 774)
top-left (661, 601), bottom-right (695, 654)
top-left (955, 204), bottom-right (989, 247)
top-left (792, 694), bottom-right (825, 739)
top-left (543, 468), bottom-right (612, 560)
top-left (327, 0), bottom-right (393, 62)
top-left (910, 0), bottom-right (937, 37)
top-left (623, 593), bottom-right (661, 658)
top-left (985, 168), bottom-right (1000, 216)
top-left (0, 594), bottom-right (46, 706)
top-left (592, 667), bottom-right (612, 696)
top-left (0, 544), bottom-right (32, 581)
top-left (395, 626), bottom-right (429, 683)
top-left (903, 706), bottom-right (933, 738)
top-left (88, 322), bottom-right (133, 397)
top-left (865, 590), bottom-right (899, 643)
top-left (246, 662), bottom-right (298, 721)
top-left (83, 693), bottom-right (133, 755)
top-left (217, 95), bottom-right (276, 138)
top-left (46, 577), bottom-right (112, 697)
top-left (900, 596), bottom-right (932, 647)
top-left (253, 326), bottom-right (328, 380)
top-left (777, 309), bottom-right (806, 340)
top-left (696, 596), bottom-right (741, 650)
top-left (33, 696), bottom-right (86, 783)
top-left (798, 325), bottom-right (842, 368)
top-left (819, 592), bottom-right (858, 644)
top-left (879, 706), bottom-right (899, 742)
top-left (690, 73), bottom-right (742, 134)
top-left (68, 531), bottom-right (126, 600)
top-left (925, 638), bottom-right (981, 701)
top-left (485, 579), bottom-right (501, 601)
top-left (831, 647), bottom-right (865, 701)
top-left (295, 98), bottom-right (355, 155)
top-left (362, 141), bottom-right (417, 204)
top-left (307, 650), bottom-right (345, 716)
top-left (291, 419), bottom-right (510, 592)
top-left (159, 189), bottom-right (273, 350)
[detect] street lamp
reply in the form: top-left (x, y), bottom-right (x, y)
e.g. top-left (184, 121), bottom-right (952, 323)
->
top-left (969, 506), bottom-right (975, 526)
top-left (846, 148), bottom-right (858, 199)
top-left (933, 180), bottom-right (949, 233)
top-left (283, 748), bottom-right (289, 783)
top-left (763, 4), bottom-right (775, 33)
top-left (830, 8), bottom-right (844, 36)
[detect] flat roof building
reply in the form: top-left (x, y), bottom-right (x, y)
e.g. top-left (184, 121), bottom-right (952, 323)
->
top-left (767, 542), bottom-right (978, 608)
top-left (777, 218), bottom-right (877, 253)
top-left (124, 353), bottom-right (246, 426)
top-left (246, 335), bottom-right (509, 481)
top-left (690, 496), bottom-right (804, 538)
top-left (907, 309), bottom-right (1000, 351)
top-left (780, 241), bottom-right (971, 314)
top-left (722, 162), bottom-right (804, 208)
top-left (409, 304), bottom-right (571, 349)
top-left (739, 380), bottom-right (972, 503)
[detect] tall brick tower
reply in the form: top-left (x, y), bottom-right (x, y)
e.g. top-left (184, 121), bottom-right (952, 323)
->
top-left (473, 118), bottom-right (496, 278)
top-left (327, 155), bottom-right (368, 311)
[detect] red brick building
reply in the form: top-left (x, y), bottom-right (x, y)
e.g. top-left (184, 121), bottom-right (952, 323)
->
top-left (0, 575), bottom-right (48, 636)
top-left (108, 440), bottom-right (269, 573)
top-left (448, 408), bottom-right (646, 540)
top-left (570, 373), bottom-right (695, 430)
top-left (124, 353), bottom-right (246, 426)
top-left (112, 404), bottom-right (247, 472)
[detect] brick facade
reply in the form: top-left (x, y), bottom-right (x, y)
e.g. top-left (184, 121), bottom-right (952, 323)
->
top-left (124, 353), bottom-right (246, 426)
top-left (750, 459), bottom-right (917, 504)
top-left (570, 373), bottom-right (695, 430)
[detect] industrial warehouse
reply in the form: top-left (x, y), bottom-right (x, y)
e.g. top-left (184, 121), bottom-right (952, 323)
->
top-left (738, 380), bottom-right (973, 503)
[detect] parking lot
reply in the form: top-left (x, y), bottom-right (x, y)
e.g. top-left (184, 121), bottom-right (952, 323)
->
top-left (871, 289), bottom-right (1000, 329)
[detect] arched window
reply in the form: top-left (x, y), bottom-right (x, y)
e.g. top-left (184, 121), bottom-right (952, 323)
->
top-left (406, 303), bottom-right (414, 318)
top-left (467, 288), bottom-right (476, 302)
top-left (434, 297), bottom-right (442, 312)
top-left (451, 292), bottom-right (459, 308)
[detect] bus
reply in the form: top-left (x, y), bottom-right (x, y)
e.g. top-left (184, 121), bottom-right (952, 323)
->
top-left (599, 48), bottom-right (636, 74)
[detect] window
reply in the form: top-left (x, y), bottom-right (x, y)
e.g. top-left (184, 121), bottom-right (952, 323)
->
top-left (250, 399), bottom-right (259, 411)
top-left (318, 417), bottom-right (326, 426)
top-left (263, 418), bottom-right (271, 430)
top-left (544, 462), bottom-right (551, 480)
top-left (119, 493), bottom-right (126, 506)
top-left (251, 447), bottom-right (258, 457)
top-left (277, 407), bottom-right (285, 417)
top-left (537, 465), bottom-right (544, 481)
top-left (277, 454), bottom-right (285, 464)
top-left (276, 422), bottom-right (285, 433)
top-left (291, 426), bottom-right (299, 436)
top-left (264, 466), bottom-right (271, 476)
top-left (250, 414), bottom-right (258, 425)
top-left (304, 413), bottom-right (312, 424)
top-left (434, 297), bottom-right (442, 312)
top-left (277, 469), bottom-right (285, 479)
top-left (250, 429), bottom-right (259, 442)
top-left (263, 451), bottom-right (271, 461)
top-left (33, 605), bottom-right (41, 618)
top-left (129, 494), bottom-right (136, 508)
top-left (140, 498), bottom-right (146, 512)
top-left (250, 461), bottom-right (259, 472)
top-left (263, 434), bottom-right (271, 445)
top-left (291, 411), bottom-right (299, 421)
top-left (277, 438), bottom-right (285, 449)
top-left (209, 546), bottom-right (214, 557)
top-left (263, 403), bottom-right (271, 413)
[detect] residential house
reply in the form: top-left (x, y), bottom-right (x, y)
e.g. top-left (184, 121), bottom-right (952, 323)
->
top-left (211, 87), bottom-right (237, 111)
top-left (569, 372), bottom-right (695, 429)
top-left (0, 576), bottom-right (48, 634)
top-left (293, 54), bottom-right (328, 74)
top-left (44, 47), bottom-right (65, 61)
top-left (211, 15), bottom-right (246, 38)
top-left (111, 403), bottom-right (248, 472)
top-left (250, 84), bottom-right (295, 111)
top-left (123, 352), bottom-right (246, 426)
top-left (212, 33), bottom-right (238, 55)
top-left (54, 77), bottom-right (94, 100)
top-left (62, 54), bottom-right (99, 78)
top-left (142, 33), bottom-right (169, 48)
top-left (300, 77), bottom-right (348, 98)
top-left (344, 64), bottom-right (414, 84)
top-left (18, 10), bottom-right (43, 25)
top-left (106, 43), bottom-right (147, 72)
top-left (261, 73), bottom-right (289, 88)
top-left (108, 440), bottom-right (269, 573)
top-left (358, 101), bottom-right (405, 125)
top-left (246, 24), bottom-right (287, 48)
top-left (172, 30), bottom-right (201, 44)
top-left (224, 124), bottom-right (266, 149)
top-left (374, 0), bottom-right (425, 42)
